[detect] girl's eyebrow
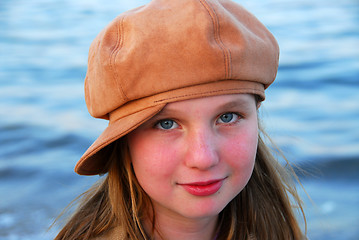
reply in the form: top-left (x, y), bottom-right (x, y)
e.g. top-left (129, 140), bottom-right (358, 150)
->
top-left (157, 98), bottom-right (252, 117)
top-left (218, 100), bottom-right (247, 110)
top-left (214, 99), bottom-right (253, 112)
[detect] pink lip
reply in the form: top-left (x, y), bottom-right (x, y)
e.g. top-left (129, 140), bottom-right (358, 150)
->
top-left (179, 178), bottom-right (225, 196)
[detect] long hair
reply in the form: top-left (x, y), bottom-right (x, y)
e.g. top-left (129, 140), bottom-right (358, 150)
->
top-left (54, 126), bottom-right (306, 240)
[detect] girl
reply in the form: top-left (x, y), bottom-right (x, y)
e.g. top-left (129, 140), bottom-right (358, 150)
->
top-left (55, 0), bottom-right (306, 239)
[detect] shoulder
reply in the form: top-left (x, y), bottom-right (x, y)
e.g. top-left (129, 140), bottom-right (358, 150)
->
top-left (89, 225), bottom-right (127, 240)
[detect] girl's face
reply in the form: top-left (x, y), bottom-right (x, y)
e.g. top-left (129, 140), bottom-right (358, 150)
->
top-left (127, 94), bottom-right (258, 221)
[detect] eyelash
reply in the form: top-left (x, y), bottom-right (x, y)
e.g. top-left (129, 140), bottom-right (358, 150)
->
top-left (217, 112), bottom-right (241, 124)
top-left (154, 119), bottom-right (179, 130)
top-left (154, 112), bottom-right (242, 130)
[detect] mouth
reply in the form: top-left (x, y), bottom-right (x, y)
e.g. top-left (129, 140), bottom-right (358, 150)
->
top-left (178, 178), bottom-right (226, 196)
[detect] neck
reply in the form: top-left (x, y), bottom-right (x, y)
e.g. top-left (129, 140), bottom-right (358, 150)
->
top-left (143, 211), bottom-right (219, 240)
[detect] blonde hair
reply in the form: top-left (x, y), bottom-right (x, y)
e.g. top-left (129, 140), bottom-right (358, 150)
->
top-left (54, 126), bottom-right (306, 240)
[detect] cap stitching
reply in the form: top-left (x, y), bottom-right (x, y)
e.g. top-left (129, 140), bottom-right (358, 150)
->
top-left (110, 16), bottom-right (128, 101)
top-left (208, 1), bottom-right (232, 79)
top-left (198, 0), bottom-right (231, 79)
top-left (153, 87), bottom-right (261, 103)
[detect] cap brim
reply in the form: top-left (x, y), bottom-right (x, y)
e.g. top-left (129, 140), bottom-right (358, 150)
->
top-left (75, 104), bottom-right (165, 175)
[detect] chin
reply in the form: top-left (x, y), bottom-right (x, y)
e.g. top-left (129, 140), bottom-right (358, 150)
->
top-left (178, 199), bottom-right (230, 220)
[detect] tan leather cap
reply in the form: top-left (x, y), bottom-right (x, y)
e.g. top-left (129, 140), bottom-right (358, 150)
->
top-left (75, 0), bottom-right (279, 175)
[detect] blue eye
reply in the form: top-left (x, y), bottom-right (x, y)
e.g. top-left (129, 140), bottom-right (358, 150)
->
top-left (156, 119), bottom-right (178, 130)
top-left (218, 113), bottom-right (238, 124)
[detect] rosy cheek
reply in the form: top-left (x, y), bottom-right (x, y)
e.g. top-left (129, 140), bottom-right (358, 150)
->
top-left (223, 130), bottom-right (257, 174)
top-left (130, 137), bottom-right (178, 180)
top-left (131, 141), bottom-right (179, 199)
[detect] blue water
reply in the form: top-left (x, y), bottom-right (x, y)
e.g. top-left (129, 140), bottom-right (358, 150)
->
top-left (0, 0), bottom-right (358, 239)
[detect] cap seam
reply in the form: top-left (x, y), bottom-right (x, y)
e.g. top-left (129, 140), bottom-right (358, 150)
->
top-left (111, 15), bottom-right (128, 101)
top-left (207, 0), bottom-right (233, 79)
top-left (110, 86), bottom-right (263, 121)
top-left (198, 0), bottom-right (231, 79)
top-left (153, 87), bottom-right (261, 103)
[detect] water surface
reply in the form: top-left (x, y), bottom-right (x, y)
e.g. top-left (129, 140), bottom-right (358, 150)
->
top-left (0, 0), bottom-right (358, 239)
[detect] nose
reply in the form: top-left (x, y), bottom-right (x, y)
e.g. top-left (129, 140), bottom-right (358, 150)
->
top-left (184, 128), bottom-right (219, 170)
